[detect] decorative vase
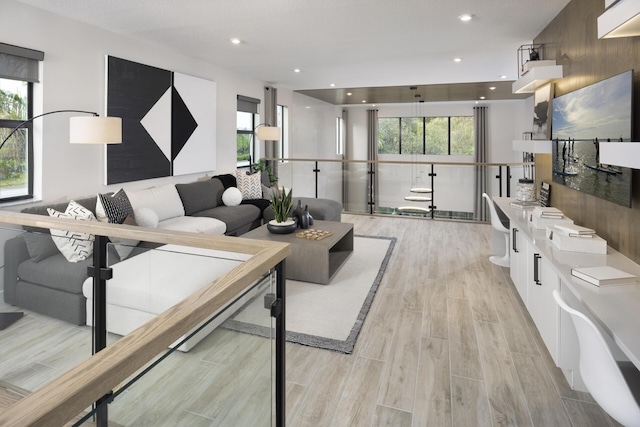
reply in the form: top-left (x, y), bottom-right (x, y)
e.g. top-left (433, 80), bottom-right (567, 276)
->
top-left (267, 219), bottom-right (298, 234)
top-left (292, 200), bottom-right (314, 229)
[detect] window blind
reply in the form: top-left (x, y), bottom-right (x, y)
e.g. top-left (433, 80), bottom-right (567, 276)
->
top-left (237, 95), bottom-right (260, 114)
top-left (0, 42), bottom-right (44, 83)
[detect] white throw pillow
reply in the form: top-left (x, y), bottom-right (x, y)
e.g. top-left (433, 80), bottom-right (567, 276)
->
top-left (236, 171), bottom-right (263, 200)
top-left (134, 207), bottom-right (159, 229)
top-left (126, 184), bottom-right (185, 221)
top-left (47, 200), bottom-right (97, 262)
top-left (222, 187), bottom-right (242, 206)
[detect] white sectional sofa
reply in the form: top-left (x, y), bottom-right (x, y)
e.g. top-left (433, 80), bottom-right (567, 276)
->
top-left (82, 244), bottom-right (261, 352)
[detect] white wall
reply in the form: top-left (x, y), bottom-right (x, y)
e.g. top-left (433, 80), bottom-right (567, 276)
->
top-left (1, 0), bottom-right (266, 207)
top-left (277, 92), bottom-right (343, 199)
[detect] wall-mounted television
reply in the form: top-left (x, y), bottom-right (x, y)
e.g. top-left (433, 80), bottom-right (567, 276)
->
top-left (551, 70), bottom-right (633, 207)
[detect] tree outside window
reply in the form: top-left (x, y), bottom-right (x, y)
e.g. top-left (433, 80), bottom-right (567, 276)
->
top-left (377, 115), bottom-right (474, 156)
top-left (0, 78), bottom-right (31, 201)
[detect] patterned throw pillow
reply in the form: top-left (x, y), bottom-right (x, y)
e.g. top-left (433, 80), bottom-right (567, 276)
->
top-left (236, 171), bottom-right (263, 200)
top-left (97, 189), bottom-right (134, 224)
top-left (96, 189), bottom-right (139, 260)
top-left (47, 200), bottom-right (97, 262)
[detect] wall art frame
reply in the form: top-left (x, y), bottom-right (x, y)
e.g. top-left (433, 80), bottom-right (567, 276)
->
top-left (105, 55), bottom-right (217, 184)
top-left (533, 83), bottom-right (554, 140)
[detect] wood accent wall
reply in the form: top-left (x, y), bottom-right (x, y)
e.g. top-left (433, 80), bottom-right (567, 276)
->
top-left (534, 0), bottom-right (640, 263)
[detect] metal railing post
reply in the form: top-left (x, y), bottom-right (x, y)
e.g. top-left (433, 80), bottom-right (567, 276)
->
top-left (88, 235), bottom-right (113, 427)
top-left (275, 260), bottom-right (286, 426)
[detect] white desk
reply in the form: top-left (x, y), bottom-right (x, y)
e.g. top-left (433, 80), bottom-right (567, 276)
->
top-left (494, 197), bottom-right (640, 370)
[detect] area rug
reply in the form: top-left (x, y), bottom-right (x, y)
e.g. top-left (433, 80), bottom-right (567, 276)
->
top-left (223, 235), bottom-right (395, 354)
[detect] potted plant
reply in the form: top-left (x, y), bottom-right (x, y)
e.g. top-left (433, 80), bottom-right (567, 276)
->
top-left (267, 187), bottom-right (297, 234)
top-left (251, 157), bottom-right (278, 186)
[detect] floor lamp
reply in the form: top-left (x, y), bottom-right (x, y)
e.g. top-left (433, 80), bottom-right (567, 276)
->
top-left (254, 124), bottom-right (281, 182)
top-left (0, 110), bottom-right (122, 330)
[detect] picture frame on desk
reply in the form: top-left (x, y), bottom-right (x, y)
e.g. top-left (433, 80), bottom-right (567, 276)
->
top-left (540, 181), bottom-right (551, 207)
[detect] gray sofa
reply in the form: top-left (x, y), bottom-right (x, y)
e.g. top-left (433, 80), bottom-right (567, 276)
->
top-left (3, 176), bottom-right (264, 324)
top-left (3, 175), bottom-right (343, 325)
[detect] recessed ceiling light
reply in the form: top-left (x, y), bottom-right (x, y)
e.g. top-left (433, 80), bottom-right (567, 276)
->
top-left (454, 57), bottom-right (462, 63)
top-left (500, 75), bottom-right (507, 79)
top-left (362, 100), bottom-right (367, 103)
top-left (489, 86), bottom-right (496, 90)
top-left (458, 14), bottom-right (473, 22)
top-left (294, 68), bottom-right (301, 73)
top-left (230, 38), bottom-right (241, 44)
top-left (305, 106), bottom-right (311, 109)
top-left (480, 96), bottom-right (486, 100)
top-left (347, 92), bottom-right (352, 96)
top-left (330, 83), bottom-right (335, 87)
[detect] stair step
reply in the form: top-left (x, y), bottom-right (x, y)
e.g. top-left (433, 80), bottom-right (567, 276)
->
top-left (404, 196), bottom-right (432, 202)
top-left (410, 187), bottom-right (432, 193)
top-left (397, 206), bottom-right (432, 214)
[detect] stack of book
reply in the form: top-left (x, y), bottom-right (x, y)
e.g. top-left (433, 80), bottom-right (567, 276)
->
top-left (546, 223), bottom-right (607, 254)
top-left (533, 206), bottom-right (564, 218)
top-left (553, 224), bottom-right (596, 238)
top-left (510, 200), bottom-right (539, 209)
top-left (530, 206), bottom-right (574, 229)
top-left (571, 266), bottom-right (636, 287)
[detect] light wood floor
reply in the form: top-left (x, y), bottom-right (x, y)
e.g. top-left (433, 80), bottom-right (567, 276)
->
top-left (285, 214), bottom-right (620, 427)
top-left (0, 214), bottom-right (621, 426)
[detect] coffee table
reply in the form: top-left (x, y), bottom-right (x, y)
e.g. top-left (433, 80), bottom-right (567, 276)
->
top-left (242, 220), bottom-right (354, 285)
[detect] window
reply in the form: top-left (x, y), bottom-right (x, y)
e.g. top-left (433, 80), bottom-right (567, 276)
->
top-left (378, 116), bottom-right (474, 156)
top-left (0, 42), bottom-right (42, 203)
top-left (237, 111), bottom-right (257, 166)
top-left (0, 78), bottom-right (33, 202)
top-left (237, 95), bottom-right (260, 167)
top-left (336, 116), bottom-right (344, 155)
top-left (277, 104), bottom-right (289, 160)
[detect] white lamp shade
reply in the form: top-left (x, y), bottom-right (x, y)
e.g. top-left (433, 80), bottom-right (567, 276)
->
top-left (257, 126), bottom-right (281, 141)
top-left (69, 116), bottom-right (122, 144)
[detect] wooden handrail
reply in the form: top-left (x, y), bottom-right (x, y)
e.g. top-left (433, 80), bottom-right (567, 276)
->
top-left (265, 157), bottom-right (534, 167)
top-left (0, 211), bottom-right (290, 425)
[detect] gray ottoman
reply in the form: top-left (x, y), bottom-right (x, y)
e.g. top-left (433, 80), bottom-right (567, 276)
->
top-left (263, 197), bottom-right (342, 223)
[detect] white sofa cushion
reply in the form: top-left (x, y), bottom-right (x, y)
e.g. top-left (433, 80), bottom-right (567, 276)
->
top-left (82, 244), bottom-right (253, 351)
top-left (126, 185), bottom-right (185, 221)
top-left (82, 244), bottom-right (249, 314)
top-left (157, 216), bottom-right (226, 235)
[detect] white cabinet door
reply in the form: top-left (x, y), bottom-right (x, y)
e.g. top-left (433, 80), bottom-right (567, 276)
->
top-left (509, 226), bottom-right (529, 304)
top-left (528, 251), bottom-right (560, 365)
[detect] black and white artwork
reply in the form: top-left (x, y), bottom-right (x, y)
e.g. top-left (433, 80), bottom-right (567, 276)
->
top-left (533, 83), bottom-right (553, 140)
top-left (106, 56), bottom-right (216, 184)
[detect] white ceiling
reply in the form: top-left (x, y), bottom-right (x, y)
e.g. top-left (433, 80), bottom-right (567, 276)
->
top-left (16, 0), bottom-right (570, 99)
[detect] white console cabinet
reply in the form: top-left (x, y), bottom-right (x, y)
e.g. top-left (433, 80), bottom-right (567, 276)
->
top-left (494, 198), bottom-right (640, 393)
top-left (509, 225), bottom-right (530, 304)
top-left (528, 251), bottom-right (560, 365)
top-left (510, 221), bottom-right (561, 366)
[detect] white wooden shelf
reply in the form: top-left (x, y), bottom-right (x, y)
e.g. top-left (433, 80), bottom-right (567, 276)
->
top-left (512, 140), bottom-right (552, 153)
top-left (599, 142), bottom-right (640, 169)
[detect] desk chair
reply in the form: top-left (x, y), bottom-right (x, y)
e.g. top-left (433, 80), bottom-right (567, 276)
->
top-left (553, 290), bottom-right (640, 427)
top-left (482, 193), bottom-right (510, 267)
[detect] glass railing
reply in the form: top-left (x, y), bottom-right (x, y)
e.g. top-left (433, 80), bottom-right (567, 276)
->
top-left (274, 158), bottom-right (531, 221)
top-left (0, 214), bottom-right (288, 426)
top-left (74, 242), bottom-right (276, 426)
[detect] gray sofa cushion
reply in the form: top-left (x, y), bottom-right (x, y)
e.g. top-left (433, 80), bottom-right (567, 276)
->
top-left (23, 232), bottom-right (60, 262)
top-left (17, 253), bottom-right (91, 293)
top-left (21, 196), bottom-right (98, 233)
top-left (175, 179), bottom-right (224, 216)
top-left (193, 204), bottom-right (261, 234)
